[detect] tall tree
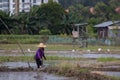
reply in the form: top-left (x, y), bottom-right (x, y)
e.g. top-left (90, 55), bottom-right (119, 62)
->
top-left (0, 10), bottom-right (15, 34)
top-left (94, 2), bottom-right (113, 21)
top-left (30, 0), bottom-right (65, 34)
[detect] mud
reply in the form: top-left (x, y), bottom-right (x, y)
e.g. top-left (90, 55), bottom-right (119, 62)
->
top-left (0, 60), bottom-right (115, 69)
top-left (1, 52), bottom-right (120, 59)
top-left (0, 49), bottom-right (120, 79)
top-left (0, 62), bottom-right (36, 69)
top-left (46, 53), bottom-right (120, 59)
top-left (0, 61), bottom-right (120, 78)
top-left (91, 71), bottom-right (120, 78)
top-left (0, 60), bottom-right (98, 69)
top-left (102, 71), bottom-right (120, 78)
top-left (0, 72), bottom-right (72, 80)
top-left (43, 66), bottom-right (117, 80)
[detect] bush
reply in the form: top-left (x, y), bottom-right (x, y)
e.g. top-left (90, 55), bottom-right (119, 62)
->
top-left (39, 29), bottom-right (51, 35)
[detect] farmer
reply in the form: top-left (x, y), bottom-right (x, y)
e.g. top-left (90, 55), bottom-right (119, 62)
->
top-left (35, 43), bottom-right (46, 68)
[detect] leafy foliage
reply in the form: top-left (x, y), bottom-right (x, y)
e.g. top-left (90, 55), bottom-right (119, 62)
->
top-left (29, 0), bottom-right (65, 34)
top-left (0, 0), bottom-right (120, 36)
top-left (39, 29), bottom-right (51, 35)
top-left (0, 10), bottom-right (16, 34)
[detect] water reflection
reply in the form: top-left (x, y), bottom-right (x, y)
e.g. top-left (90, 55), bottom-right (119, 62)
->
top-left (0, 72), bottom-right (71, 80)
top-left (102, 71), bottom-right (120, 78)
top-left (47, 53), bottom-right (120, 59)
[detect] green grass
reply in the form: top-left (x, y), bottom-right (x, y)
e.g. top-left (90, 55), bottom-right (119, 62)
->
top-left (0, 35), bottom-right (120, 51)
top-left (0, 44), bottom-right (120, 52)
top-left (0, 56), bottom-right (34, 62)
top-left (97, 57), bottom-right (118, 62)
top-left (0, 56), bottom-right (85, 62)
top-left (0, 35), bottom-right (41, 44)
top-left (43, 62), bottom-right (119, 80)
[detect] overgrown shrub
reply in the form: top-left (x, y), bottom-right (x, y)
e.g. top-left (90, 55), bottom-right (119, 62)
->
top-left (39, 29), bottom-right (51, 35)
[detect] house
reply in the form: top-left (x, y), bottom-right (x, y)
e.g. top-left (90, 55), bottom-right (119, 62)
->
top-left (94, 21), bottom-right (120, 39)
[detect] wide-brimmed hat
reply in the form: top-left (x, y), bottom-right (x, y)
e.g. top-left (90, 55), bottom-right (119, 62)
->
top-left (37, 43), bottom-right (46, 48)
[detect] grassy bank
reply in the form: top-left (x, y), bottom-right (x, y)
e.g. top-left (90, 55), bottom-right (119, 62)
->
top-left (0, 44), bottom-right (120, 52)
top-left (42, 62), bottom-right (120, 80)
top-left (0, 35), bottom-right (41, 44)
top-left (0, 56), bottom-right (86, 62)
top-left (97, 57), bottom-right (119, 62)
top-left (0, 35), bottom-right (120, 52)
top-left (0, 35), bottom-right (71, 44)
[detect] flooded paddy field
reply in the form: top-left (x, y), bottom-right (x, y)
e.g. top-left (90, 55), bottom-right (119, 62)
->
top-left (0, 50), bottom-right (120, 80)
top-left (1, 50), bottom-right (120, 59)
top-left (0, 72), bottom-right (73, 80)
top-left (46, 53), bottom-right (120, 59)
top-left (102, 71), bottom-right (120, 78)
top-left (0, 61), bottom-right (120, 79)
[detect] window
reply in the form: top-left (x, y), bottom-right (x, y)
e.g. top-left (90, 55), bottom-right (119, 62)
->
top-left (22, 9), bottom-right (25, 12)
top-left (22, 0), bottom-right (24, 2)
top-left (33, 0), bottom-right (36, 3)
top-left (13, 4), bottom-right (15, 8)
top-left (0, 0), bottom-right (2, 2)
top-left (41, 0), bottom-right (43, 3)
top-left (0, 4), bottom-right (2, 8)
top-left (3, 0), bottom-right (9, 2)
top-left (2, 3), bottom-right (9, 7)
top-left (13, 9), bottom-right (15, 13)
top-left (13, 0), bottom-right (15, 2)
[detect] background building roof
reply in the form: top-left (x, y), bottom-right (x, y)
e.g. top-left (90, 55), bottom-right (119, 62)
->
top-left (94, 21), bottom-right (120, 27)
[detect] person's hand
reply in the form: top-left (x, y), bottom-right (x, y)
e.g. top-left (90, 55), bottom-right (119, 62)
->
top-left (44, 57), bottom-right (46, 60)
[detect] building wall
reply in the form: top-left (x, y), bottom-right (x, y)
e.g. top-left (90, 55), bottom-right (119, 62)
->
top-left (0, 0), bottom-right (59, 15)
top-left (9, 0), bottom-right (15, 14)
top-left (108, 26), bottom-right (120, 39)
top-left (97, 27), bottom-right (108, 39)
top-left (0, 0), bottom-right (9, 13)
top-left (19, 0), bottom-right (31, 12)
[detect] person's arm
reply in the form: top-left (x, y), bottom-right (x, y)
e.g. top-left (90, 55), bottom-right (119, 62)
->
top-left (41, 48), bottom-right (46, 60)
top-left (43, 53), bottom-right (46, 60)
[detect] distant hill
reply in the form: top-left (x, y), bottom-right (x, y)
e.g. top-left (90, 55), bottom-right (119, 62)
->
top-left (58, 0), bottom-right (109, 8)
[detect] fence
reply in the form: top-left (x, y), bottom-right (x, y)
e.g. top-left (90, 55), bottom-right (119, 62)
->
top-left (0, 35), bottom-right (120, 46)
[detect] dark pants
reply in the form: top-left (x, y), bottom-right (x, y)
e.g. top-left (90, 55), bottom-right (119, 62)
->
top-left (35, 59), bottom-right (43, 68)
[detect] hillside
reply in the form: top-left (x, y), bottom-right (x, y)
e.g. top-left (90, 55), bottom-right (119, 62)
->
top-left (58, 0), bottom-right (109, 8)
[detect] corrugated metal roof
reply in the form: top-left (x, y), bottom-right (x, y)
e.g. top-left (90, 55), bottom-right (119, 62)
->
top-left (74, 23), bottom-right (88, 26)
top-left (94, 21), bottom-right (120, 27)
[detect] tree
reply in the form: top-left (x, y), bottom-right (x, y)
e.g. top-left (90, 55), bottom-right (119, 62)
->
top-left (109, 0), bottom-right (120, 20)
top-left (13, 12), bottom-right (29, 34)
top-left (109, 0), bottom-right (120, 8)
top-left (0, 10), bottom-right (15, 34)
top-left (94, 2), bottom-right (112, 21)
top-left (30, 0), bottom-right (65, 34)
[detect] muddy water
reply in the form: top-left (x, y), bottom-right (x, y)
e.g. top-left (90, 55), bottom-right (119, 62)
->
top-left (0, 60), bottom-right (97, 68)
top-left (101, 71), bottom-right (120, 78)
top-left (1, 61), bottom-right (120, 79)
top-left (81, 53), bottom-right (120, 59)
top-left (102, 65), bottom-right (120, 68)
top-left (1, 50), bottom-right (120, 79)
top-left (1, 52), bottom-right (120, 59)
top-left (0, 53), bottom-right (33, 56)
top-left (0, 62), bottom-right (37, 69)
top-left (1, 50), bottom-right (120, 59)
top-left (0, 72), bottom-right (72, 80)
top-left (0, 62), bottom-right (73, 80)
top-left (0, 50), bottom-right (120, 58)
top-left (47, 53), bottom-right (120, 59)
